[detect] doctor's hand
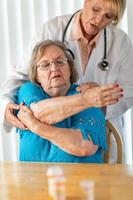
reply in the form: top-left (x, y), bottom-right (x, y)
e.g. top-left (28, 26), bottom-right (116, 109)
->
top-left (81, 83), bottom-right (123, 108)
top-left (5, 102), bottom-right (26, 130)
top-left (76, 82), bottom-right (99, 92)
top-left (18, 104), bottom-right (38, 131)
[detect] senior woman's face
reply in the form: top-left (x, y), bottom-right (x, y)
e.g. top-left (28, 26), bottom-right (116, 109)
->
top-left (36, 45), bottom-right (71, 96)
top-left (81, 0), bottom-right (116, 37)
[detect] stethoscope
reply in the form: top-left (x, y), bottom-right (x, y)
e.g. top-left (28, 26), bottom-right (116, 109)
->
top-left (62, 10), bottom-right (109, 71)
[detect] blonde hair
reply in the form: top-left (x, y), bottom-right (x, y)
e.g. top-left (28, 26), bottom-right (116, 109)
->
top-left (84, 0), bottom-right (126, 25)
top-left (29, 40), bottom-right (78, 84)
top-left (107, 0), bottom-right (126, 24)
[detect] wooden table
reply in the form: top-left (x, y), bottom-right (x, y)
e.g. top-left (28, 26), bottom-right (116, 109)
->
top-left (0, 162), bottom-right (133, 200)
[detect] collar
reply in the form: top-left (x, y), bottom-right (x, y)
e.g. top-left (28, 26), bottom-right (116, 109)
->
top-left (72, 11), bottom-right (101, 46)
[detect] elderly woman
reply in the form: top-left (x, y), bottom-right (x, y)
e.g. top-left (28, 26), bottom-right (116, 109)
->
top-left (17, 40), bottom-right (122, 163)
top-left (4, 0), bottom-right (127, 134)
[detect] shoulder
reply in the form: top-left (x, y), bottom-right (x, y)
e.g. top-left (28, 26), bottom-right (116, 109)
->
top-left (41, 14), bottom-right (72, 40)
top-left (19, 82), bottom-right (42, 93)
top-left (46, 14), bottom-right (72, 26)
top-left (103, 25), bottom-right (133, 62)
top-left (18, 82), bottom-right (46, 105)
top-left (107, 25), bottom-right (132, 47)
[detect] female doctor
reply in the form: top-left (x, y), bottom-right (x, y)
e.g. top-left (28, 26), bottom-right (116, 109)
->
top-left (1, 0), bottom-right (133, 161)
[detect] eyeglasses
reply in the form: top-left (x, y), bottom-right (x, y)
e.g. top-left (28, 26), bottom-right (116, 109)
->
top-left (36, 56), bottom-right (68, 71)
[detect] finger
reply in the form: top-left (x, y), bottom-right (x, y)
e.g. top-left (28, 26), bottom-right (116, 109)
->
top-left (102, 99), bottom-right (119, 107)
top-left (9, 102), bottom-right (20, 110)
top-left (20, 104), bottom-right (30, 112)
top-left (76, 83), bottom-right (99, 91)
top-left (100, 88), bottom-right (123, 100)
top-left (9, 114), bottom-right (26, 129)
top-left (99, 83), bottom-right (121, 92)
top-left (104, 92), bottom-right (123, 101)
top-left (7, 108), bottom-right (26, 128)
top-left (77, 85), bottom-right (95, 92)
top-left (90, 96), bottom-right (119, 107)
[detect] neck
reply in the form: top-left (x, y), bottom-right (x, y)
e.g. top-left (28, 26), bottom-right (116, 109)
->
top-left (80, 14), bottom-right (97, 42)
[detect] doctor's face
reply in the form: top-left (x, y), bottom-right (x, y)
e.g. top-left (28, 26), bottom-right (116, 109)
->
top-left (36, 45), bottom-right (71, 96)
top-left (81, 0), bottom-right (117, 38)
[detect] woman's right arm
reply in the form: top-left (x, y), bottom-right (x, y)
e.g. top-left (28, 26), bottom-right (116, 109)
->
top-left (31, 83), bottom-right (123, 124)
top-left (18, 104), bottom-right (98, 157)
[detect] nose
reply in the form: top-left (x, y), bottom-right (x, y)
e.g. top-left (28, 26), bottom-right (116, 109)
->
top-left (95, 14), bottom-right (104, 24)
top-left (50, 62), bottom-right (59, 71)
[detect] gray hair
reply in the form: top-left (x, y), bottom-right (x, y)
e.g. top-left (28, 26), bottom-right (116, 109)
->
top-left (29, 40), bottom-right (78, 84)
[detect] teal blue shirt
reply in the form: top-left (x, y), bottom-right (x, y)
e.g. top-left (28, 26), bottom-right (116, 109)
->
top-left (17, 82), bottom-right (107, 163)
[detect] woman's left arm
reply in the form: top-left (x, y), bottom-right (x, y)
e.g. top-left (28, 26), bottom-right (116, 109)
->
top-left (18, 104), bottom-right (98, 157)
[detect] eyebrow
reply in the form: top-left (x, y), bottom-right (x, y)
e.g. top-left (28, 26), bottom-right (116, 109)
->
top-left (38, 55), bottom-right (66, 64)
top-left (93, 5), bottom-right (116, 15)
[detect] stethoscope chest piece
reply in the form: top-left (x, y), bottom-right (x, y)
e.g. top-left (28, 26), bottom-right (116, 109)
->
top-left (99, 59), bottom-right (109, 71)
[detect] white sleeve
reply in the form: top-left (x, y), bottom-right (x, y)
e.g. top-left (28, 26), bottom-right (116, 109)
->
top-left (106, 34), bottom-right (133, 119)
top-left (0, 15), bottom-right (67, 132)
top-left (0, 19), bottom-right (52, 132)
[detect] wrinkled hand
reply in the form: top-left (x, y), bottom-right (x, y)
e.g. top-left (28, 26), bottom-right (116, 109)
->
top-left (76, 82), bottom-right (99, 92)
top-left (5, 102), bottom-right (26, 129)
top-left (81, 83), bottom-right (123, 107)
top-left (18, 104), bottom-right (37, 130)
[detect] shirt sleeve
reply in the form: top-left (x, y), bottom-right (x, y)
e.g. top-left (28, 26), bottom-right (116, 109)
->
top-left (17, 82), bottom-right (46, 106)
top-left (71, 107), bottom-right (107, 151)
top-left (17, 82), bottom-right (47, 136)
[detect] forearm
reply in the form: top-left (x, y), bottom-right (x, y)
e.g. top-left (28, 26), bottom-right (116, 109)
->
top-left (31, 93), bottom-right (88, 124)
top-left (29, 118), bottom-right (95, 157)
top-left (31, 83), bottom-right (123, 124)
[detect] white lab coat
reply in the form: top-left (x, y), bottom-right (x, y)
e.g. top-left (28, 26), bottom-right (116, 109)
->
top-left (0, 14), bottom-right (133, 135)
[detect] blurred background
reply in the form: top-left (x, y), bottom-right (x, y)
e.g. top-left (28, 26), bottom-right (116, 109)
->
top-left (0, 0), bottom-right (133, 164)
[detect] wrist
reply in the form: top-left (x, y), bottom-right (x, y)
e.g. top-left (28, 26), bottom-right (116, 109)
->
top-left (80, 92), bottom-right (91, 108)
top-left (28, 117), bottom-right (40, 133)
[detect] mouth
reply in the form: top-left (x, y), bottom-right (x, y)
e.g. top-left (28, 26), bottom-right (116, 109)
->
top-left (51, 75), bottom-right (62, 80)
top-left (90, 23), bottom-right (99, 30)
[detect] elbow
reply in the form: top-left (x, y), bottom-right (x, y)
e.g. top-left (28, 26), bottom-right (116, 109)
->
top-left (68, 145), bottom-right (97, 157)
top-left (79, 149), bottom-right (92, 157)
top-left (31, 106), bottom-right (40, 120)
top-left (33, 111), bottom-right (40, 120)
top-left (33, 111), bottom-right (52, 125)
top-left (71, 147), bottom-right (92, 157)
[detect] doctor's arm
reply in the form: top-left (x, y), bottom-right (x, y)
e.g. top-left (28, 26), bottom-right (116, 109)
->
top-left (106, 36), bottom-right (133, 119)
top-left (0, 20), bottom-right (52, 131)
